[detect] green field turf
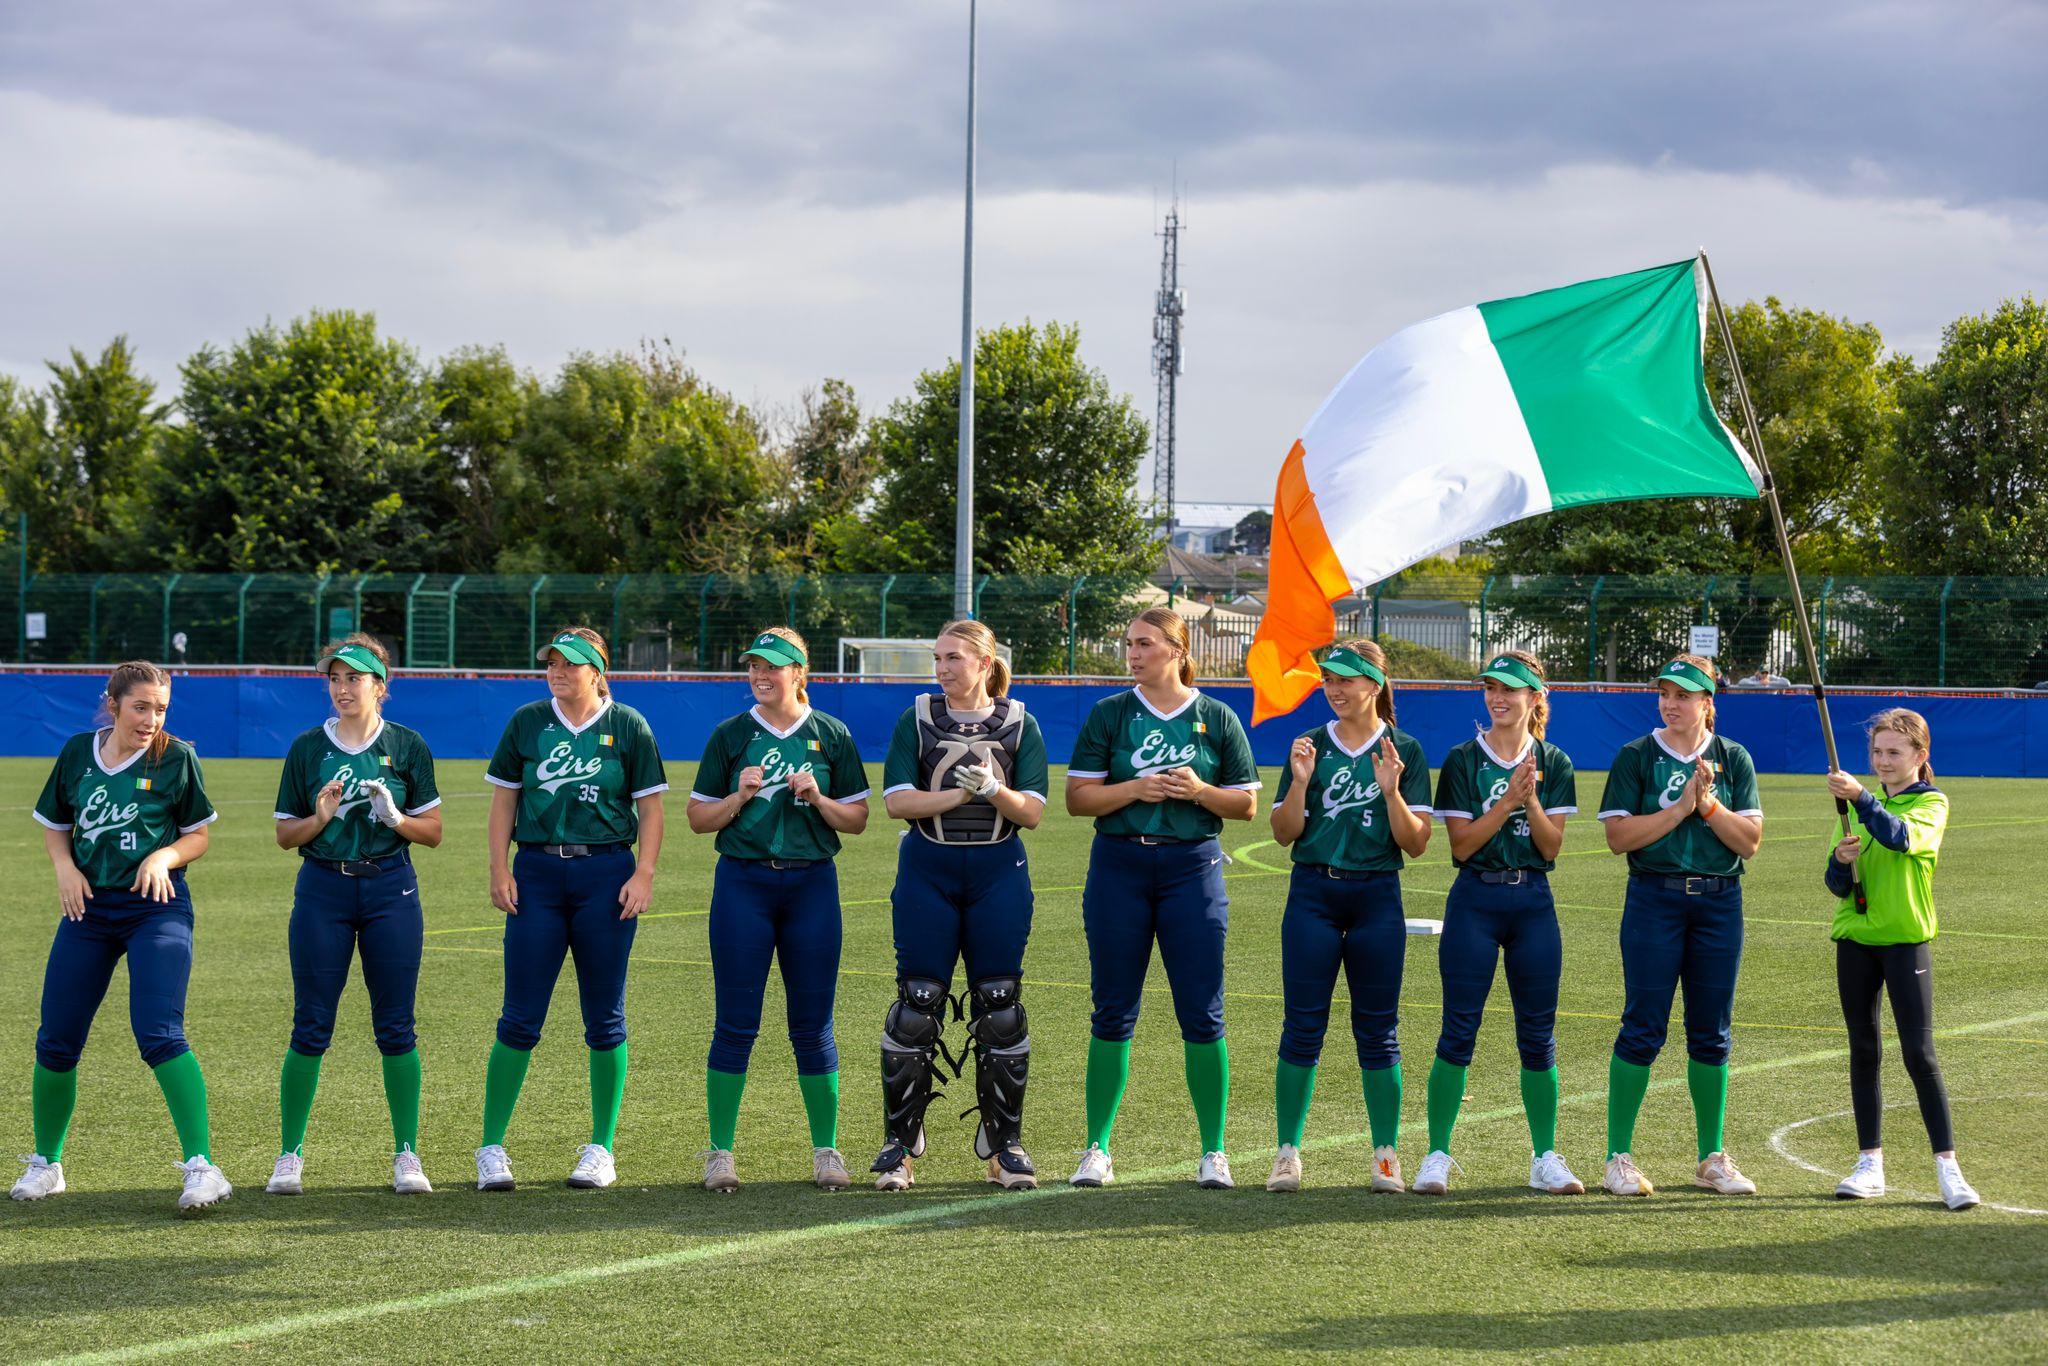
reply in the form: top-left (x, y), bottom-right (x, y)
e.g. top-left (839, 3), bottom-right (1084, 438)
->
top-left (3, 755), bottom-right (2045, 1363)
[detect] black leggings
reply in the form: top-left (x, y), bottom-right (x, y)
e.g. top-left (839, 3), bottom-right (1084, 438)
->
top-left (1837, 939), bottom-right (1953, 1153)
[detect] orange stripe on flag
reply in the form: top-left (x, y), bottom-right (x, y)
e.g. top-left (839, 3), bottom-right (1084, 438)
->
top-left (1248, 441), bottom-right (1352, 725)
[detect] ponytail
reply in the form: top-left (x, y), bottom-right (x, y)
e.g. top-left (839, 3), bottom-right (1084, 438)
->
top-left (937, 619), bottom-right (1011, 697)
top-left (1336, 637), bottom-right (1396, 725)
top-left (1136, 607), bottom-right (1197, 687)
top-left (1503, 649), bottom-right (1549, 739)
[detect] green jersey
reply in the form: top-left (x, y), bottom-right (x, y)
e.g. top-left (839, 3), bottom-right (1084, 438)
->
top-left (1068, 689), bottom-right (1260, 842)
top-left (1432, 735), bottom-right (1578, 872)
top-left (1274, 721), bottom-right (1433, 871)
top-left (1597, 731), bottom-right (1762, 878)
top-left (690, 706), bottom-right (870, 862)
top-left (1832, 785), bottom-right (1946, 945)
top-left (34, 730), bottom-right (217, 890)
top-left (275, 719), bottom-right (441, 862)
top-left (486, 698), bottom-right (668, 846)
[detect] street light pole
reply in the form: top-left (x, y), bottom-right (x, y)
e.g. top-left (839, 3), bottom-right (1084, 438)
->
top-left (953, 0), bottom-right (978, 619)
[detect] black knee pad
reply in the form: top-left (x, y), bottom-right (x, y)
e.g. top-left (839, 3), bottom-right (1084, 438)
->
top-left (969, 976), bottom-right (1028, 1053)
top-left (884, 977), bottom-right (950, 1051)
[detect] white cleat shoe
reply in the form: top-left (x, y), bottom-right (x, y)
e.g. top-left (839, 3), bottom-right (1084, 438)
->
top-left (1603, 1152), bottom-right (1653, 1196)
top-left (874, 1156), bottom-right (912, 1192)
top-left (1412, 1149), bottom-right (1456, 1196)
top-left (567, 1143), bottom-right (616, 1189)
top-left (1835, 1152), bottom-right (1885, 1200)
top-left (813, 1147), bottom-right (851, 1191)
top-left (1069, 1144), bottom-right (1114, 1187)
top-left (1369, 1145), bottom-right (1405, 1193)
top-left (1694, 1151), bottom-right (1757, 1195)
top-left (265, 1153), bottom-right (304, 1195)
top-left (1198, 1151), bottom-right (1234, 1190)
top-left (176, 1157), bottom-right (232, 1214)
top-left (1267, 1144), bottom-right (1303, 1193)
top-left (986, 1145), bottom-right (1038, 1190)
top-left (475, 1144), bottom-right (515, 1192)
top-left (1529, 1150), bottom-right (1585, 1195)
top-left (701, 1148), bottom-right (739, 1193)
top-left (392, 1150), bottom-right (432, 1195)
top-left (1935, 1155), bottom-right (1980, 1211)
top-left (11, 1155), bottom-right (64, 1201)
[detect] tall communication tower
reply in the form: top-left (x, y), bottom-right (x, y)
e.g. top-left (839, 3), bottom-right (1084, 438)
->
top-left (1150, 203), bottom-right (1185, 545)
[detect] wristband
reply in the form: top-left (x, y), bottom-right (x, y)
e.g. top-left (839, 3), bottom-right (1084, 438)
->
top-left (1696, 796), bottom-right (1720, 820)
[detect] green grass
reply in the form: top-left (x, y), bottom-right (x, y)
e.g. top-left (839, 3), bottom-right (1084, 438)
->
top-left (3, 757), bottom-right (2046, 1362)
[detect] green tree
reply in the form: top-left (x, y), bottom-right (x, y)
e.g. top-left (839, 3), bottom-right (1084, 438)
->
top-left (159, 311), bottom-right (452, 571)
top-left (1229, 509), bottom-right (1272, 555)
top-left (760, 379), bottom-right (873, 568)
top-left (430, 346), bottom-right (535, 572)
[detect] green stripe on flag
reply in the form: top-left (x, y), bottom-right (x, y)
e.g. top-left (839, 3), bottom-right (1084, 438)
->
top-left (1477, 258), bottom-right (1759, 506)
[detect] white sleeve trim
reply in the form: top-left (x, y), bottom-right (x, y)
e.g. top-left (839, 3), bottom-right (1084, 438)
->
top-left (1734, 808), bottom-right (1764, 818)
top-left (882, 783), bottom-right (917, 796)
top-left (1222, 781), bottom-right (1263, 791)
top-left (834, 788), bottom-right (872, 804)
top-left (178, 812), bottom-right (220, 833)
top-left (32, 812), bottom-right (73, 832)
top-left (1020, 791), bottom-right (1048, 805)
top-left (272, 810), bottom-right (300, 821)
top-left (1405, 803), bottom-right (1433, 814)
top-left (1545, 805), bottom-right (1579, 815)
top-left (1066, 769), bottom-right (1109, 780)
top-left (485, 774), bottom-right (522, 789)
top-left (629, 783), bottom-right (671, 799)
top-left (1597, 808), bottom-right (1632, 821)
top-left (1435, 808), bottom-right (1474, 821)
top-left (687, 790), bottom-right (721, 804)
top-left (404, 797), bottom-right (444, 815)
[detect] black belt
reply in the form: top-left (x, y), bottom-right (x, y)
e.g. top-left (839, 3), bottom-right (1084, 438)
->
top-left (1637, 873), bottom-right (1735, 896)
top-left (520, 843), bottom-right (628, 859)
top-left (306, 850), bottom-right (411, 879)
top-left (1302, 863), bottom-right (1388, 882)
top-left (756, 857), bottom-right (821, 871)
top-left (1468, 868), bottom-right (1547, 886)
top-left (1103, 833), bottom-right (1199, 847)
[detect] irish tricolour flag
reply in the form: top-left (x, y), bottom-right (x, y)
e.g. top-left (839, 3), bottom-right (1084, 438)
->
top-left (1248, 255), bottom-right (1763, 722)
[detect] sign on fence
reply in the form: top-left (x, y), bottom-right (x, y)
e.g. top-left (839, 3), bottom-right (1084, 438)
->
top-left (24, 613), bottom-right (46, 642)
top-left (1689, 625), bottom-right (1721, 658)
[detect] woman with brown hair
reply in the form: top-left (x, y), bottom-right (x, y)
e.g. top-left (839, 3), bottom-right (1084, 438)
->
top-left (17, 662), bottom-right (227, 1213)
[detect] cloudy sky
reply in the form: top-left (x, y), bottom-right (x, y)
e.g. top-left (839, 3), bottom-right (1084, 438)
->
top-left (3, 1), bottom-right (2043, 502)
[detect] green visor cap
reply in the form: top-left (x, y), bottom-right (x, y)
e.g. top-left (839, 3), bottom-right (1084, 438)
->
top-left (1319, 645), bottom-right (1386, 687)
top-left (1478, 654), bottom-right (1545, 692)
top-left (320, 643), bottom-right (388, 680)
top-left (739, 632), bottom-right (807, 668)
top-left (538, 633), bottom-right (607, 672)
top-left (1656, 659), bottom-right (1717, 694)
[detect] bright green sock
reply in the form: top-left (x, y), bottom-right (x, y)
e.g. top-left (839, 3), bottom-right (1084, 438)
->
top-left (797, 1071), bottom-right (840, 1149)
top-left (1084, 1036), bottom-right (1132, 1150)
top-left (152, 1051), bottom-right (210, 1162)
top-left (588, 1043), bottom-right (628, 1149)
top-left (1607, 1054), bottom-right (1652, 1159)
top-left (1687, 1058), bottom-right (1728, 1161)
top-left (706, 1068), bottom-right (747, 1152)
top-left (381, 1049), bottom-right (422, 1153)
top-left (1360, 1063), bottom-right (1403, 1149)
top-left (1521, 1066), bottom-right (1560, 1156)
top-left (1183, 1039), bottom-right (1230, 1153)
top-left (278, 1048), bottom-right (323, 1155)
top-left (1425, 1057), bottom-right (1467, 1154)
top-left (481, 1041), bottom-right (531, 1148)
top-left (31, 1064), bottom-right (77, 1162)
top-left (1274, 1059), bottom-right (1317, 1148)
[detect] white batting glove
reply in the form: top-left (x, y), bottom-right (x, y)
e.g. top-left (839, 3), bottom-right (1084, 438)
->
top-left (957, 764), bottom-right (1003, 798)
top-left (361, 779), bottom-right (403, 828)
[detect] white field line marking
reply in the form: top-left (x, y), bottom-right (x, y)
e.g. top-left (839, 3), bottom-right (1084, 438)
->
top-left (1768, 1096), bottom-right (2048, 1216)
top-left (36, 1007), bottom-right (2048, 1365)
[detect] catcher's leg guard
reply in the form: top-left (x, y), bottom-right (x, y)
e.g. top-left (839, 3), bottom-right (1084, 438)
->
top-left (874, 977), bottom-right (949, 1169)
top-left (968, 976), bottom-right (1030, 1161)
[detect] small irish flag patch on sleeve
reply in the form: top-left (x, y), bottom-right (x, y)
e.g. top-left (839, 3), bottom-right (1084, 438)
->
top-left (379, 755), bottom-right (393, 766)
top-left (807, 739), bottom-right (823, 752)
top-left (1192, 722), bottom-right (1208, 734)
top-left (136, 778), bottom-right (153, 791)
top-left (600, 734), bottom-right (615, 747)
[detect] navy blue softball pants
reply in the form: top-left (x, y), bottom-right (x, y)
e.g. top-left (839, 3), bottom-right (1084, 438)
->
top-left (1279, 864), bottom-right (1406, 1069)
top-left (707, 856), bottom-right (842, 1076)
top-left (288, 854), bottom-right (423, 1057)
top-left (37, 876), bottom-right (194, 1072)
top-left (1435, 870), bottom-right (1562, 1071)
top-left (891, 834), bottom-right (1034, 986)
top-left (1083, 835), bottom-right (1228, 1045)
top-left (496, 845), bottom-right (637, 1052)
top-left (1613, 874), bottom-right (1744, 1068)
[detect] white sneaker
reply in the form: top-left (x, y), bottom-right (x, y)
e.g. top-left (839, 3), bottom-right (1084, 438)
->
top-left (475, 1144), bottom-right (515, 1192)
top-left (1694, 1151), bottom-right (1757, 1195)
top-left (1935, 1155), bottom-right (1980, 1211)
top-left (702, 1148), bottom-right (739, 1193)
top-left (1369, 1145), bottom-right (1405, 1193)
top-left (265, 1153), bottom-right (304, 1195)
top-left (873, 1151), bottom-right (912, 1192)
top-left (1069, 1143), bottom-right (1114, 1187)
top-left (1267, 1144), bottom-right (1303, 1192)
top-left (986, 1145), bottom-right (1038, 1191)
top-left (11, 1155), bottom-right (64, 1201)
top-left (1603, 1152), bottom-right (1653, 1196)
top-left (176, 1157), bottom-right (232, 1214)
top-left (813, 1147), bottom-right (851, 1191)
top-left (392, 1150), bottom-right (432, 1195)
top-left (1529, 1150), bottom-right (1585, 1195)
top-left (1412, 1149), bottom-right (1456, 1196)
top-left (567, 1143), bottom-right (616, 1189)
top-left (1835, 1152), bottom-right (1885, 1200)
top-left (1198, 1151), bottom-right (1234, 1190)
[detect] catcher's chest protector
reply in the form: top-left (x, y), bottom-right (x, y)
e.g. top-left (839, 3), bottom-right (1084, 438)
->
top-left (912, 695), bottom-right (1025, 845)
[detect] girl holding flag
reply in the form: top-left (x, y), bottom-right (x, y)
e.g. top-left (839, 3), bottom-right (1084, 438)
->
top-left (1067, 608), bottom-right (1260, 1191)
top-left (477, 627), bottom-right (668, 1193)
top-left (1416, 651), bottom-right (1582, 1196)
top-left (1596, 654), bottom-right (1763, 1197)
top-left (689, 627), bottom-right (870, 1193)
top-left (267, 636), bottom-right (443, 1196)
top-left (16, 662), bottom-right (227, 1213)
top-left (1265, 640), bottom-right (1432, 1194)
